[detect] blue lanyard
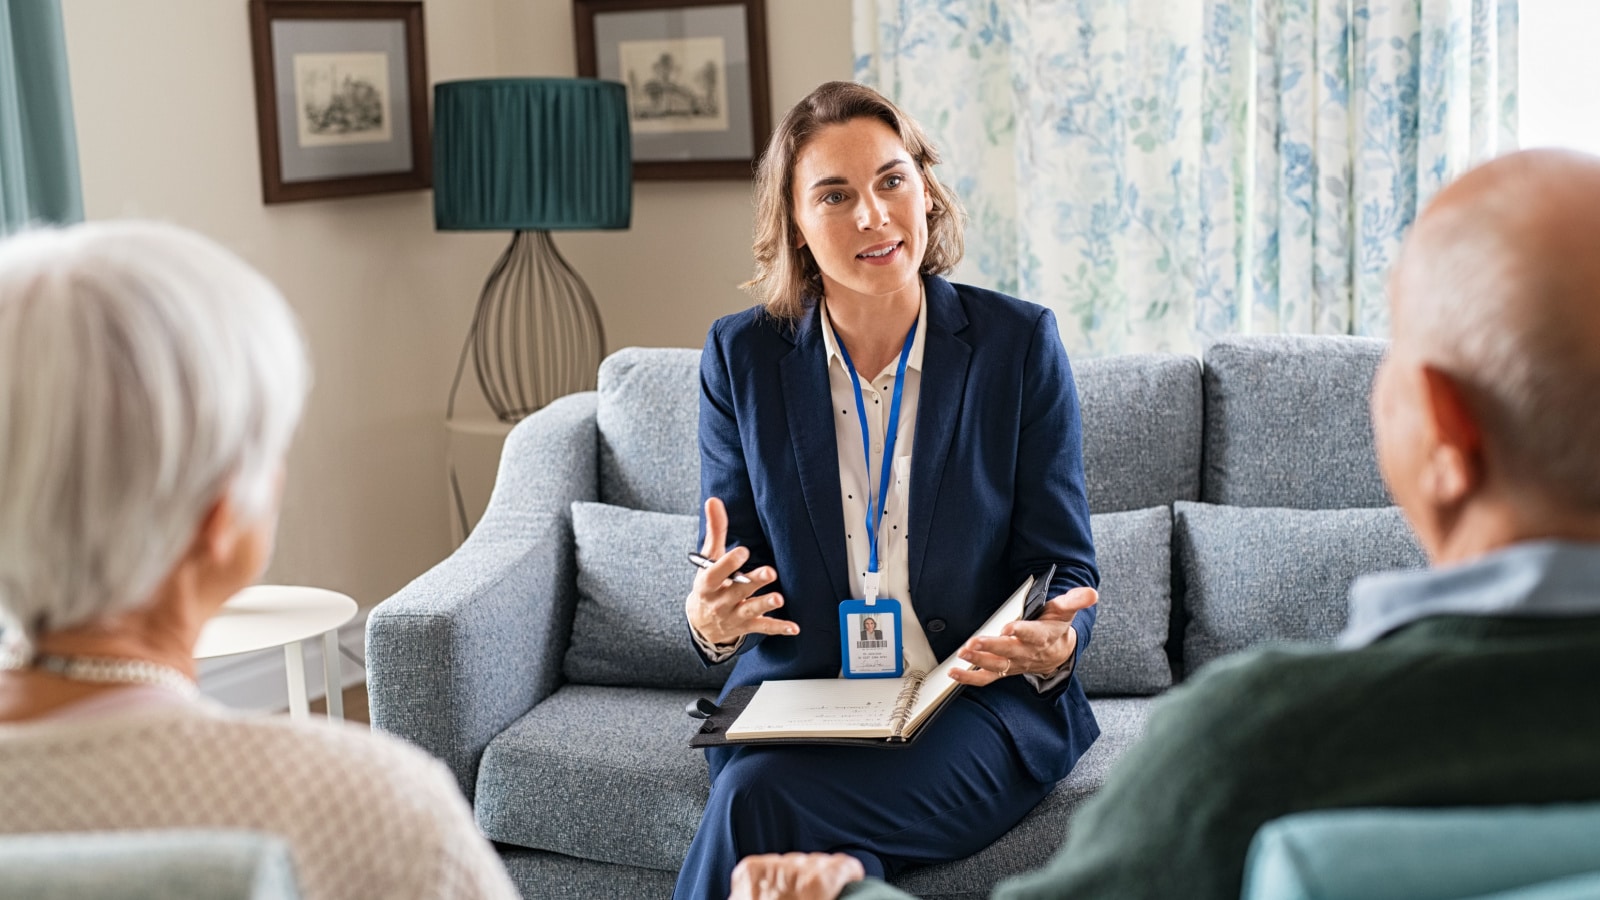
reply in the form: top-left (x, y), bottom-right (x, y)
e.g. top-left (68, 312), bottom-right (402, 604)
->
top-left (836, 319), bottom-right (917, 580)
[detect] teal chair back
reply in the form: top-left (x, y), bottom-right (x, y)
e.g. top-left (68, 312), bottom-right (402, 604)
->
top-left (0, 830), bottom-right (300, 900)
top-left (1242, 806), bottom-right (1600, 900)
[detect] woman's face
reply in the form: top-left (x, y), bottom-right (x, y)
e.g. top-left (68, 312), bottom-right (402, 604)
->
top-left (790, 117), bottom-right (932, 306)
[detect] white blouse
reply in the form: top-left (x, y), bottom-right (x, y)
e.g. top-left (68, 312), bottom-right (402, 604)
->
top-left (817, 296), bottom-right (938, 675)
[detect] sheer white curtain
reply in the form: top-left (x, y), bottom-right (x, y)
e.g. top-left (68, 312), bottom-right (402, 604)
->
top-left (855, 0), bottom-right (1517, 356)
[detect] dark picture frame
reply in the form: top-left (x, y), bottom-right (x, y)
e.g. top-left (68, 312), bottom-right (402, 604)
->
top-left (248, 0), bottom-right (431, 204)
top-left (574, 0), bottom-right (770, 180)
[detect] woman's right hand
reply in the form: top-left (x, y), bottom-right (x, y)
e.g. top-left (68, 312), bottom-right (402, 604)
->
top-left (686, 497), bottom-right (800, 645)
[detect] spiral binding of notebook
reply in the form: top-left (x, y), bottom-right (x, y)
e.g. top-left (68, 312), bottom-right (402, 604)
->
top-left (886, 669), bottom-right (928, 739)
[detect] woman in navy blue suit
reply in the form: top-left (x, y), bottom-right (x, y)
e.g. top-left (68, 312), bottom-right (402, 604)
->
top-left (676, 81), bottom-right (1100, 900)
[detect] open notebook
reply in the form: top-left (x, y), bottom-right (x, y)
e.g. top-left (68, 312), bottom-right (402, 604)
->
top-left (689, 569), bottom-right (1051, 747)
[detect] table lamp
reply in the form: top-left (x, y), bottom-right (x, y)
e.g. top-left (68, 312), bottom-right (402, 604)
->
top-left (433, 78), bottom-right (632, 422)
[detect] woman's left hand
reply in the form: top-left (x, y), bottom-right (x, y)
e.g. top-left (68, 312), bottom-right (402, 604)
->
top-left (951, 587), bottom-right (1099, 685)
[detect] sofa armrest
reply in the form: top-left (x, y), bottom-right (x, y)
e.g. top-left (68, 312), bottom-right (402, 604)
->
top-left (367, 392), bottom-right (598, 800)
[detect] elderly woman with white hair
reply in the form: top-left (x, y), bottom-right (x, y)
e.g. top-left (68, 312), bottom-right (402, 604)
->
top-left (0, 221), bottom-right (518, 899)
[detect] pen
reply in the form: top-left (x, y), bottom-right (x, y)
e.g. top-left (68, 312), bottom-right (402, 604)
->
top-left (688, 551), bottom-right (753, 584)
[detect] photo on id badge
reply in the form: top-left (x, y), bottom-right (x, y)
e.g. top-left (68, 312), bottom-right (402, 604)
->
top-left (840, 598), bottom-right (903, 678)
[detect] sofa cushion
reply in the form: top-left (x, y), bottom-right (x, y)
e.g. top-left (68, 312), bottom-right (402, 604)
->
top-left (565, 500), bottom-right (1171, 696)
top-left (475, 685), bottom-right (1153, 879)
top-left (497, 848), bottom-right (677, 900)
top-left (1175, 502), bottom-right (1426, 677)
top-left (564, 502), bottom-right (728, 689)
top-left (1074, 354), bottom-right (1202, 514)
top-left (1201, 335), bottom-right (1391, 509)
top-left (597, 348), bottom-right (702, 515)
top-left (475, 686), bottom-right (710, 872)
top-left (1076, 506), bottom-right (1173, 697)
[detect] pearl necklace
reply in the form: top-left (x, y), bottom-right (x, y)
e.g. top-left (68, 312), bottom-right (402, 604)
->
top-left (10, 653), bottom-right (200, 701)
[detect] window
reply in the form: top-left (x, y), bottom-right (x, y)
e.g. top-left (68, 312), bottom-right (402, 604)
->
top-left (1519, 0), bottom-right (1600, 151)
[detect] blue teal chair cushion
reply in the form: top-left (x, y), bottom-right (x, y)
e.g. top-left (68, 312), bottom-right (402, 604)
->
top-left (1474, 871), bottom-right (1600, 900)
top-left (1241, 806), bottom-right (1600, 900)
top-left (0, 830), bottom-right (299, 899)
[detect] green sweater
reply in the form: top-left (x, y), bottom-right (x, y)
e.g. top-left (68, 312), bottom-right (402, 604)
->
top-left (845, 615), bottom-right (1600, 900)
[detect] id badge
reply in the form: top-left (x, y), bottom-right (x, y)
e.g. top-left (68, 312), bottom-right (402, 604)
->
top-left (838, 598), bottom-right (904, 678)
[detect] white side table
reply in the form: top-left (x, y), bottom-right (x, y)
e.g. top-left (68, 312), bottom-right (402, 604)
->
top-left (195, 585), bottom-right (358, 721)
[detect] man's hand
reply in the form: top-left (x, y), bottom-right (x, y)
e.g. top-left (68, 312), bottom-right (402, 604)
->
top-left (951, 586), bottom-right (1098, 686)
top-left (730, 853), bottom-right (865, 900)
top-left (686, 497), bottom-right (800, 645)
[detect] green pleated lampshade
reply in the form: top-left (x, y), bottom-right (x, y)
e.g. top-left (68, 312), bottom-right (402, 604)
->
top-left (433, 78), bottom-right (632, 231)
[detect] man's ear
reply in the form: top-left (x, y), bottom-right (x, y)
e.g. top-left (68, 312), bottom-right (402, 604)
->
top-left (1418, 365), bottom-right (1484, 504)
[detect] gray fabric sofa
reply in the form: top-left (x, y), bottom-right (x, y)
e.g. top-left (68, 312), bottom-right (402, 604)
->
top-left (367, 334), bottom-right (1425, 899)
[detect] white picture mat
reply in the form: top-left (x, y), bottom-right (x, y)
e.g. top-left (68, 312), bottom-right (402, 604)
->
top-left (293, 52), bottom-right (394, 148)
top-left (618, 36), bottom-right (730, 133)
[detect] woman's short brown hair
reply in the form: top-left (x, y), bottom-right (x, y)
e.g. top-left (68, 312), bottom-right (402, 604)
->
top-left (743, 81), bottom-right (966, 320)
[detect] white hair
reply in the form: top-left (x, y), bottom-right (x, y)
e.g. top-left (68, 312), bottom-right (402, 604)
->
top-left (0, 221), bottom-right (310, 641)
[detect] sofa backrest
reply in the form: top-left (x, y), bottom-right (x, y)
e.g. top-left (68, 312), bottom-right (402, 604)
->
top-left (576, 338), bottom-right (1417, 693)
top-left (1074, 353), bottom-right (1202, 514)
top-left (596, 349), bottom-right (702, 515)
top-left (594, 347), bottom-right (1206, 519)
top-left (1201, 335), bottom-right (1391, 508)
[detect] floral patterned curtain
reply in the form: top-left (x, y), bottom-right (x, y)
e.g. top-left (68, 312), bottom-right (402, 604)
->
top-left (854, 0), bottom-right (1518, 356)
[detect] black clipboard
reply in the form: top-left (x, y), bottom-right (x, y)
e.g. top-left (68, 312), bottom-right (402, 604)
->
top-left (687, 566), bottom-right (1056, 749)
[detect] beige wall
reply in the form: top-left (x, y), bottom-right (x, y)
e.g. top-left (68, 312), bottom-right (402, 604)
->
top-left (492, 0), bottom-right (853, 351)
top-left (58, 0), bottom-right (851, 608)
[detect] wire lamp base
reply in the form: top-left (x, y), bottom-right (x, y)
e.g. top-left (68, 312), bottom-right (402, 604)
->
top-left (448, 230), bottom-right (607, 422)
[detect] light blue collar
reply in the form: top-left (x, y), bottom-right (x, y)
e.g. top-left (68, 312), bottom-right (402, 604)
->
top-left (1339, 541), bottom-right (1600, 648)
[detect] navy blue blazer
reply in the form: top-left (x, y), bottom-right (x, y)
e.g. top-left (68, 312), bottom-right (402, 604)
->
top-left (696, 276), bottom-right (1100, 783)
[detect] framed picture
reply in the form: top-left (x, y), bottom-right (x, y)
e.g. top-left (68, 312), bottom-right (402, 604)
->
top-left (248, 1), bottom-right (430, 204)
top-left (574, 0), bottom-right (771, 180)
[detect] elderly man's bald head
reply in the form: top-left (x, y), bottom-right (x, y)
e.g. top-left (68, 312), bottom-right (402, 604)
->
top-left (1388, 148), bottom-right (1600, 513)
